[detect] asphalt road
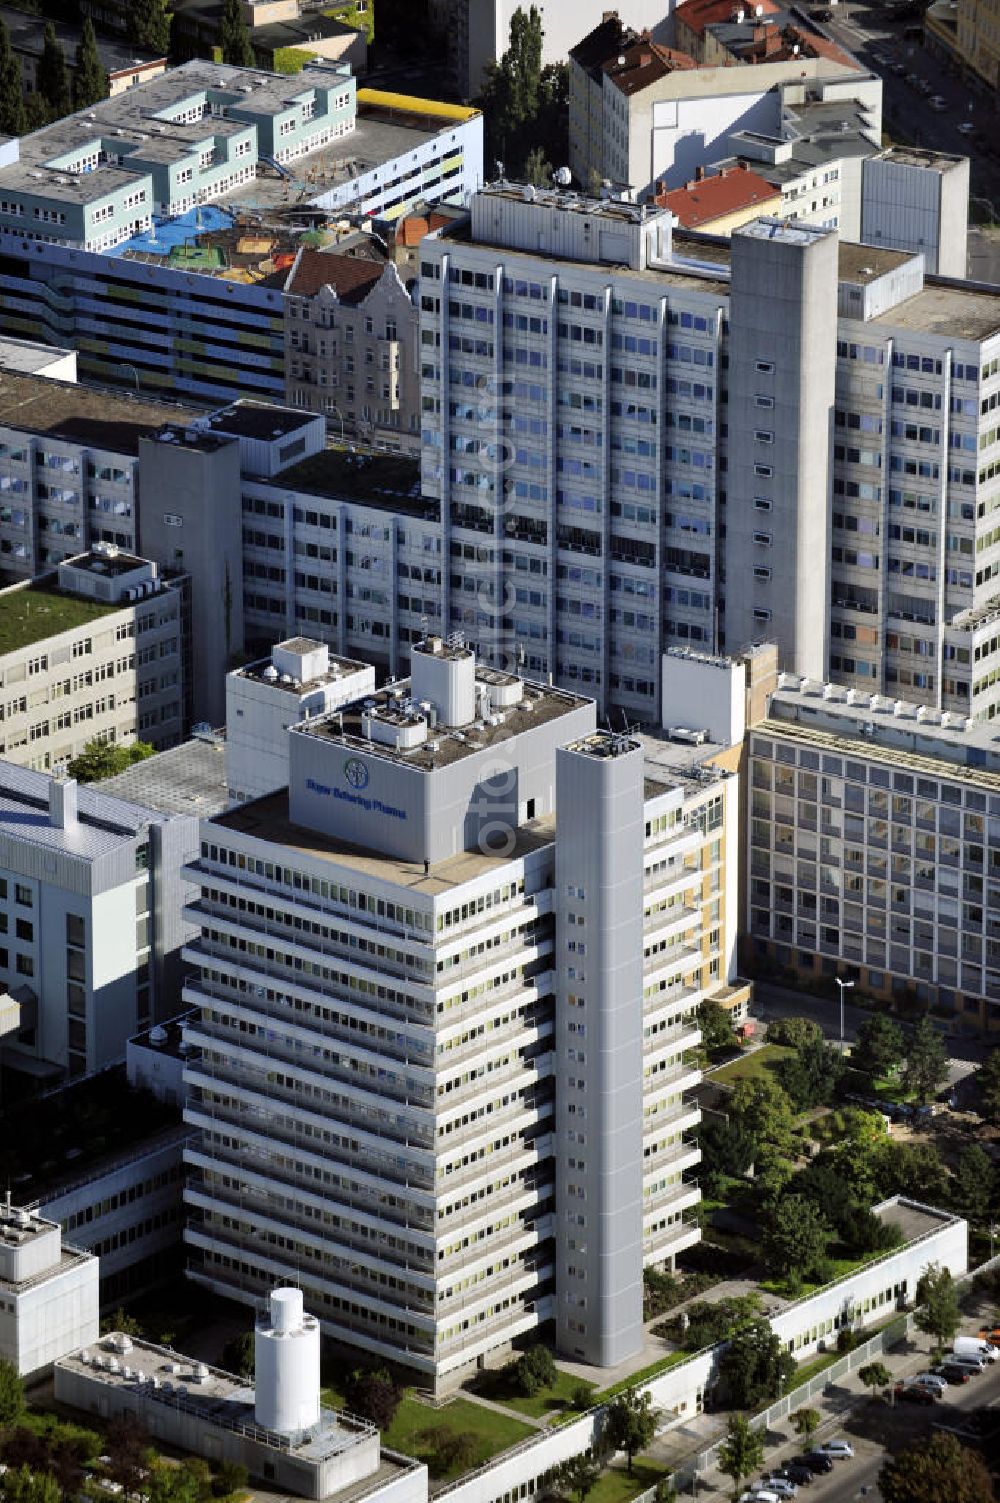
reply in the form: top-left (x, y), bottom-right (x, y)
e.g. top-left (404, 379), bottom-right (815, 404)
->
top-left (817, 0), bottom-right (1000, 223)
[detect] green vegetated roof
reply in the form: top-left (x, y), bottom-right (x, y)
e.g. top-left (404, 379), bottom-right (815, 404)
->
top-left (0, 583), bottom-right (119, 655)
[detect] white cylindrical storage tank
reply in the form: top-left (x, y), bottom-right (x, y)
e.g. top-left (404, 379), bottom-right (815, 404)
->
top-left (254, 1288), bottom-right (321, 1434)
top-left (410, 638), bottom-right (476, 727)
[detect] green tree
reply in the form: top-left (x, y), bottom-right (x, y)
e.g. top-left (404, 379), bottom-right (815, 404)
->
top-left (550, 1455), bottom-right (600, 1503)
top-left (729, 1075), bottom-right (796, 1157)
top-left (36, 23), bottom-right (70, 120)
top-left (104, 1415), bottom-right (151, 1501)
top-left (0, 22), bottom-right (26, 137)
top-left (221, 1330), bottom-right (255, 1379)
top-left (511, 1344), bottom-right (556, 1397)
top-left (766, 1016), bottom-right (823, 1049)
top-left (716, 1414), bottom-right (765, 1503)
top-left (697, 1117), bottom-right (755, 1190)
top-left (146, 1460), bottom-right (211, 1503)
top-left (127, 0), bottom-right (172, 55)
top-left (0, 1360), bottom-right (25, 1428)
top-left (343, 1366), bottom-right (403, 1429)
top-left (699, 998), bottom-right (736, 1055)
top-left (879, 1431), bottom-right (994, 1503)
top-left (0, 1468), bottom-right (60, 1503)
top-left (854, 1013), bottom-right (905, 1079)
top-left (873, 1140), bottom-right (950, 1205)
top-left (914, 1262), bottom-right (961, 1350)
top-left (977, 1048), bottom-right (1000, 1124)
top-left (761, 1194), bottom-right (832, 1285)
top-left (717, 1318), bottom-right (795, 1409)
top-left (858, 1361), bottom-right (892, 1400)
top-left (790, 1407), bottom-right (821, 1443)
top-left (416, 1428), bottom-right (479, 1478)
top-left (903, 1016), bottom-right (949, 1105)
top-left (67, 737), bottom-right (156, 783)
top-left (480, 6), bottom-right (553, 177)
top-left (219, 0), bottom-right (256, 67)
top-left (211, 1462), bottom-right (248, 1500)
top-left (952, 1145), bottom-right (994, 1226)
top-left (602, 1391), bottom-right (658, 1476)
top-left (778, 1037), bottom-right (845, 1111)
top-left (72, 19), bottom-right (106, 111)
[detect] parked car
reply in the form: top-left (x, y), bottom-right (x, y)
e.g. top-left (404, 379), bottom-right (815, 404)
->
top-left (759, 1479), bottom-right (798, 1499)
top-left (929, 97), bottom-right (949, 111)
top-left (895, 1382), bottom-right (937, 1404)
top-left (814, 1440), bottom-right (855, 1459)
top-left (949, 1357), bottom-right (986, 1376)
top-left (917, 79), bottom-right (933, 93)
top-left (810, 6), bottom-right (834, 17)
top-left (773, 1465), bottom-right (814, 1486)
top-left (911, 1372), bottom-right (948, 1394)
top-left (954, 1336), bottom-right (998, 1363)
top-left (796, 1454), bottom-right (835, 1474)
top-left (933, 1363), bottom-right (972, 1384)
top-left (739, 1492), bottom-right (780, 1503)
top-left (957, 120), bottom-right (976, 134)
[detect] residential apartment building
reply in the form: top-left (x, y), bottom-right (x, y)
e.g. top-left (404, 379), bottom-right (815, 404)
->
top-left (0, 764), bottom-right (197, 1082)
top-left (0, 549), bottom-right (186, 773)
top-left (179, 640), bottom-right (745, 1386)
top-left (284, 241), bottom-right (421, 452)
top-left (747, 662), bottom-right (1000, 1030)
top-left (428, 0), bottom-right (671, 101)
top-left (0, 6), bottom-right (167, 104)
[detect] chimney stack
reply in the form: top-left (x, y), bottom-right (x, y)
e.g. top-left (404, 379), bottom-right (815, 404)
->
top-left (695, 164), bottom-right (705, 182)
top-left (49, 777), bottom-right (78, 832)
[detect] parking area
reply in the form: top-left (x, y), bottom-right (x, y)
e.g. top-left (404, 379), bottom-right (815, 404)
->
top-left (691, 1333), bottom-right (1000, 1499)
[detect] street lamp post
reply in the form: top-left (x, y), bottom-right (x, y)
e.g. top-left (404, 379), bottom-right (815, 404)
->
top-left (836, 976), bottom-right (855, 1056)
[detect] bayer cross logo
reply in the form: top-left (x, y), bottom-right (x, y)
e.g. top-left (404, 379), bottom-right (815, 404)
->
top-left (344, 757), bottom-right (369, 791)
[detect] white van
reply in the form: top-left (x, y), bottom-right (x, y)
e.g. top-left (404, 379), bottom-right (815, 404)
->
top-left (954, 1336), bottom-right (998, 1364)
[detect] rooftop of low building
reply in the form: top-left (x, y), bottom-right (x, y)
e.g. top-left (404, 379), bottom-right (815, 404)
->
top-left (0, 371), bottom-right (200, 455)
top-left (214, 790), bottom-right (558, 893)
top-left (200, 401), bottom-right (318, 442)
top-left (0, 334), bottom-right (76, 376)
top-left (96, 732), bottom-right (230, 819)
top-left (760, 670), bottom-right (1000, 789)
top-left (870, 278), bottom-right (1000, 342)
top-left (0, 575), bottom-right (123, 654)
top-left (602, 38), bottom-right (698, 94)
top-left (655, 163), bottom-right (781, 227)
top-left (0, 762), bottom-right (164, 860)
top-left (273, 444), bottom-right (437, 516)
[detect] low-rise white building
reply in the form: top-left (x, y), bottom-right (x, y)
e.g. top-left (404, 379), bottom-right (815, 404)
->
top-left (0, 1197), bottom-right (98, 1378)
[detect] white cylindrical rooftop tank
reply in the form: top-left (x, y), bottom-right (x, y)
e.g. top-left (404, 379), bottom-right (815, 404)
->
top-left (410, 637), bottom-right (476, 727)
top-left (254, 1287), bottom-right (321, 1434)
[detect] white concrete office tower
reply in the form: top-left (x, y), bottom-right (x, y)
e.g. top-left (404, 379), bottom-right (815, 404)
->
top-left (226, 640), bottom-right (375, 804)
top-left (555, 733), bottom-right (645, 1366)
top-left (724, 219), bottom-right (836, 684)
top-left (254, 1288), bottom-right (321, 1435)
top-left (0, 764), bottom-right (194, 1082)
top-left (0, 1198), bottom-right (98, 1376)
top-left (181, 639), bottom-right (735, 1386)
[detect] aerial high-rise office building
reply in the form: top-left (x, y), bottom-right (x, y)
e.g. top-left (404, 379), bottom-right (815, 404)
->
top-left (180, 642), bottom-right (744, 1388)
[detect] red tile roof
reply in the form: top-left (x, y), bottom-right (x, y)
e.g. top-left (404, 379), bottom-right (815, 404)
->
top-left (285, 247), bottom-right (386, 302)
top-left (602, 38), bottom-right (698, 93)
top-left (675, 0), bottom-right (781, 39)
top-left (654, 164), bottom-right (782, 227)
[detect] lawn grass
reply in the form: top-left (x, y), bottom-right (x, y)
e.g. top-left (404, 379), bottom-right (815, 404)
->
top-left (591, 1349), bottom-right (692, 1405)
top-left (382, 1395), bottom-right (533, 1474)
top-left (760, 1253), bottom-right (877, 1300)
top-left (711, 1043), bottom-right (797, 1086)
top-left (588, 1460), bottom-right (671, 1503)
top-left (0, 582), bottom-right (118, 654)
top-left (483, 1368), bottom-right (595, 1419)
top-left (790, 1349), bottom-right (843, 1388)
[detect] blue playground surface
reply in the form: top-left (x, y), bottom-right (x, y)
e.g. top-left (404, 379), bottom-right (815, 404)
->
top-left (112, 204), bottom-right (235, 258)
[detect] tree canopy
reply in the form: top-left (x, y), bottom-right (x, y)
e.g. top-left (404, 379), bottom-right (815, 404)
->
top-left (219, 0), bottom-right (256, 67)
top-left (854, 1013), bottom-right (905, 1079)
top-left (480, 7), bottom-right (567, 182)
top-left (761, 1194), bottom-right (832, 1286)
top-left (67, 738), bottom-right (156, 783)
top-left (913, 1262), bottom-right (961, 1349)
top-left (903, 1016), bottom-right (949, 1104)
top-left (716, 1414), bottom-right (764, 1503)
top-left (879, 1432), bottom-right (994, 1503)
top-left (729, 1075), bottom-right (797, 1157)
top-left (73, 19), bottom-right (107, 111)
top-left (0, 1360), bottom-right (25, 1429)
top-left (977, 1048), bottom-right (1000, 1123)
top-left (127, 0), bottom-right (172, 55)
top-left (777, 1037), bottom-right (845, 1111)
top-left (0, 22), bottom-right (26, 136)
top-left (717, 1317), bottom-right (795, 1409)
top-left (36, 23), bottom-right (70, 121)
top-left (602, 1391), bottom-right (658, 1475)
